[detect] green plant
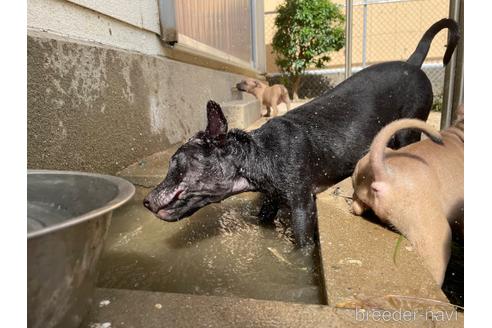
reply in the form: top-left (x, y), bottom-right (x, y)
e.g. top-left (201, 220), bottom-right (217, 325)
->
top-left (432, 93), bottom-right (443, 112)
top-left (272, 0), bottom-right (345, 100)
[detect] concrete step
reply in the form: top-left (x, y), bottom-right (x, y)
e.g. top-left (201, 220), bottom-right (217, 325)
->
top-left (88, 288), bottom-right (463, 328)
top-left (221, 98), bottom-right (262, 130)
top-left (116, 143), bottom-right (180, 187)
top-left (316, 179), bottom-right (450, 307)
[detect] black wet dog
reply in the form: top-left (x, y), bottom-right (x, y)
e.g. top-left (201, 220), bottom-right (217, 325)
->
top-left (144, 19), bottom-right (459, 246)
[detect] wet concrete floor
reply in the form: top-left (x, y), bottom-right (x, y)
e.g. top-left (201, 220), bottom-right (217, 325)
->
top-left (97, 187), bottom-right (324, 304)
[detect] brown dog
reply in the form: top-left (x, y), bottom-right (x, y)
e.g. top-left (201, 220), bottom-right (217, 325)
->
top-left (351, 113), bottom-right (464, 286)
top-left (236, 78), bottom-right (291, 117)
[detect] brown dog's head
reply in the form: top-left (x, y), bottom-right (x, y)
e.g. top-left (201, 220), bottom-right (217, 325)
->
top-left (350, 157), bottom-right (373, 215)
top-left (236, 79), bottom-right (264, 93)
top-left (351, 158), bottom-right (393, 223)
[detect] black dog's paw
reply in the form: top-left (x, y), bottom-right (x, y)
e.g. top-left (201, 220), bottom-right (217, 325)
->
top-left (257, 198), bottom-right (279, 225)
top-left (257, 214), bottom-right (276, 226)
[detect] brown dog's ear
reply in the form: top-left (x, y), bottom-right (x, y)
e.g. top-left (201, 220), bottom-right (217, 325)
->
top-left (205, 100), bottom-right (228, 139)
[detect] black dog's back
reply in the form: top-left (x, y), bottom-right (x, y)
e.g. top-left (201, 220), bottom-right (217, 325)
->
top-left (252, 61), bottom-right (432, 188)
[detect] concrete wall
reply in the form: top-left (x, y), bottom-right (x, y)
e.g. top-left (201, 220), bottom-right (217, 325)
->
top-left (66, 0), bottom-right (161, 34)
top-left (28, 0), bottom-right (266, 74)
top-left (27, 32), bottom-right (252, 174)
top-left (28, 0), bottom-right (165, 56)
top-left (27, 0), bottom-right (260, 174)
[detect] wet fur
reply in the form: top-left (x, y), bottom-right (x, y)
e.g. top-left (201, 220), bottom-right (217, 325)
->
top-left (144, 19), bottom-right (459, 247)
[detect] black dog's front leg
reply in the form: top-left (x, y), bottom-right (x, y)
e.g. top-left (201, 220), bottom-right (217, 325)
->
top-left (258, 194), bottom-right (279, 224)
top-left (288, 193), bottom-right (317, 247)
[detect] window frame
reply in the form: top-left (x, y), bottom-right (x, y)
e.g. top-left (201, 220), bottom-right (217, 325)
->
top-left (157, 0), bottom-right (265, 73)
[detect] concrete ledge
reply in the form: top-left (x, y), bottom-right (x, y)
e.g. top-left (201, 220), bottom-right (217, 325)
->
top-left (116, 144), bottom-right (180, 187)
top-left (316, 179), bottom-right (449, 307)
top-left (88, 288), bottom-right (463, 328)
top-left (222, 99), bottom-right (262, 130)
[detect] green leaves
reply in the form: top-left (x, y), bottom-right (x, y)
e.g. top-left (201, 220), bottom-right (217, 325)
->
top-left (272, 0), bottom-right (345, 78)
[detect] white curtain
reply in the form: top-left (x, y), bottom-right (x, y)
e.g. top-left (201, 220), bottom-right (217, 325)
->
top-left (175, 0), bottom-right (253, 62)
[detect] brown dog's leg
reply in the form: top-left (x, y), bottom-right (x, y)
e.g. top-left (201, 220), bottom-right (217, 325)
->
top-left (401, 205), bottom-right (452, 286)
top-left (271, 103), bottom-right (279, 117)
top-left (283, 94), bottom-right (291, 111)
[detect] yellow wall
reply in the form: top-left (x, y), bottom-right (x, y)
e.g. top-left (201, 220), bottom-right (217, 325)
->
top-left (265, 0), bottom-right (449, 73)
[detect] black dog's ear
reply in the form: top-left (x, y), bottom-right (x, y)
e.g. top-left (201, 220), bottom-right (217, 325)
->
top-left (205, 100), bottom-right (228, 139)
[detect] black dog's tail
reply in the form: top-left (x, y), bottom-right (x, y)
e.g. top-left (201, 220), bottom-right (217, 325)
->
top-left (407, 18), bottom-right (460, 67)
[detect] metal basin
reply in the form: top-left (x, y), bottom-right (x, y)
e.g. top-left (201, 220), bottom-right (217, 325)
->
top-left (27, 170), bottom-right (135, 328)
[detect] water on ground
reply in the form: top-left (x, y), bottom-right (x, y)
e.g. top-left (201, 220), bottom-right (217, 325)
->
top-left (97, 187), bottom-right (324, 304)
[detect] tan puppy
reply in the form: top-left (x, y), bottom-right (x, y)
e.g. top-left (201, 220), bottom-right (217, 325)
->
top-left (351, 114), bottom-right (464, 286)
top-left (236, 78), bottom-right (291, 117)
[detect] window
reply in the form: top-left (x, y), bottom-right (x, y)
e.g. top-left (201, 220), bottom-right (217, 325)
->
top-left (159, 0), bottom-right (263, 70)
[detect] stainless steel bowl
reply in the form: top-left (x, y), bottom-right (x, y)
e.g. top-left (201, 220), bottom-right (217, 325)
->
top-left (27, 170), bottom-right (135, 328)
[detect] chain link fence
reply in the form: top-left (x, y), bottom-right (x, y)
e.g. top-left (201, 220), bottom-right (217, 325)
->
top-left (264, 0), bottom-right (449, 109)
